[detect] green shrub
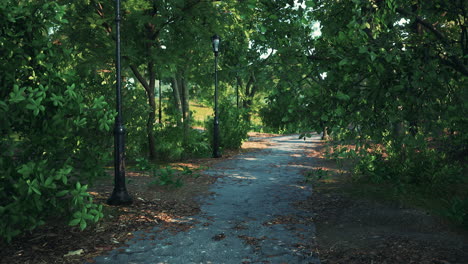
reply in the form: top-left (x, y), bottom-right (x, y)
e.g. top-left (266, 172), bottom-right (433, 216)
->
top-left (205, 101), bottom-right (250, 150)
top-left (0, 1), bottom-right (110, 242)
top-left (304, 168), bottom-right (330, 183)
top-left (150, 166), bottom-right (183, 188)
top-left (354, 146), bottom-right (464, 190)
top-left (154, 124), bottom-right (211, 161)
top-left (443, 197), bottom-right (468, 228)
top-left (351, 137), bottom-right (467, 228)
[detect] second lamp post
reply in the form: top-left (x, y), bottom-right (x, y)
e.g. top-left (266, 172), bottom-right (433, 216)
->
top-left (211, 35), bottom-right (221, 158)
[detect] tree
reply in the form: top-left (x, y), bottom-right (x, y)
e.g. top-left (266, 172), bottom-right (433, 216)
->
top-left (62, 0), bottom-right (240, 160)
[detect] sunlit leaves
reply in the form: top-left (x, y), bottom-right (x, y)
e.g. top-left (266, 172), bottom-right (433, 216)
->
top-left (1, 0), bottom-right (114, 242)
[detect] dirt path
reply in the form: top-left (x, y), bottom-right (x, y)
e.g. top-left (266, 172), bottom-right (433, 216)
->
top-left (3, 133), bottom-right (466, 264)
top-left (91, 135), bottom-right (320, 264)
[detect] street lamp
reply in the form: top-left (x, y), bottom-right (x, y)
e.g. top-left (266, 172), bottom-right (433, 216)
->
top-left (107, 0), bottom-right (132, 205)
top-left (158, 79), bottom-right (162, 124)
top-left (211, 34), bottom-right (221, 158)
top-left (158, 45), bottom-right (166, 125)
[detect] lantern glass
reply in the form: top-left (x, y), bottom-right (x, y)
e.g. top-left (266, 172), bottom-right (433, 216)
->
top-left (212, 35), bottom-right (220, 53)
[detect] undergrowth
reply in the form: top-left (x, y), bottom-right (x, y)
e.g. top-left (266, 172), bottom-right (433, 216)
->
top-left (135, 158), bottom-right (205, 188)
top-left (316, 135), bottom-right (468, 229)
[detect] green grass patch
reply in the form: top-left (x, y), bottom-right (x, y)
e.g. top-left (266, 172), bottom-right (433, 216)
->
top-left (190, 101), bottom-right (212, 126)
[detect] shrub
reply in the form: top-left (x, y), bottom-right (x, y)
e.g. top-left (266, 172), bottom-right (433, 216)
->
top-left (0, 1), bottom-right (110, 241)
top-left (351, 137), bottom-right (467, 227)
top-left (205, 101), bottom-right (250, 151)
top-left (153, 124), bottom-right (211, 161)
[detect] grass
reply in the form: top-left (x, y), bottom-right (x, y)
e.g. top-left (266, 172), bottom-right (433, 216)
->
top-left (190, 101), bottom-right (212, 126)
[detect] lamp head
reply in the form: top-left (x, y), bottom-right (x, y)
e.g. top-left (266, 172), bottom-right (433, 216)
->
top-left (211, 34), bottom-right (220, 54)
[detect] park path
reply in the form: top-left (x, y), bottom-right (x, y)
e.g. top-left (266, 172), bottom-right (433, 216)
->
top-left (93, 135), bottom-right (321, 264)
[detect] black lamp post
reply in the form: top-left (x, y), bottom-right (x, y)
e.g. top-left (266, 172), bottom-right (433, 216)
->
top-left (158, 79), bottom-right (162, 124)
top-left (107, 0), bottom-right (132, 205)
top-left (211, 34), bottom-right (221, 158)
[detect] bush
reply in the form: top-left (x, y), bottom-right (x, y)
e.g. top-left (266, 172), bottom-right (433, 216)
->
top-left (0, 1), bottom-right (110, 242)
top-left (205, 101), bottom-right (250, 151)
top-left (353, 142), bottom-right (465, 194)
top-left (351, 137), bottom-right (467, 227)
top-left (154, 124), bottom-right (211, 161)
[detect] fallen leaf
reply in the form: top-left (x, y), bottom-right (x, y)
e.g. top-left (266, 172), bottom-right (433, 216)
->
top-left (63, 249), bottom-right (84, 257)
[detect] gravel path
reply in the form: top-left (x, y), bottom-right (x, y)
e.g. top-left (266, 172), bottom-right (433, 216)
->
top-left (92, 135), bottom-right (320, 264)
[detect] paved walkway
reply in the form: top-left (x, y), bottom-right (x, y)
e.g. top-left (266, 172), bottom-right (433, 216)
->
top-left (92, 135), bottom-right (321, 264)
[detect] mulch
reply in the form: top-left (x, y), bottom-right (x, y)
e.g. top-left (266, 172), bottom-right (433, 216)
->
top-left (3, 134), bottom-right (466, 264)
top-left (0, 134), bottom-right (277, 264)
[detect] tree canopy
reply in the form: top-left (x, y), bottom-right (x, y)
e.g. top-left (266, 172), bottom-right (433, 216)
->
top-left (1, 0), bottom-right (466, 241)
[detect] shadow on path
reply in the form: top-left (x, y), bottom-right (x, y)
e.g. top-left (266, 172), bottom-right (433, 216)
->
top-left (92, 135), bottom-right (321, 264)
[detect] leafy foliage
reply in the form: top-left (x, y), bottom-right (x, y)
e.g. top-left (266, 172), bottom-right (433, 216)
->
top-left (133, 159), bottom-right (201, 188)
top-left (258, 0), bottom-right (467, 226)
top-left (150, 166), bottom-right (184, 188)
top-left (0, 1), bottom-right (111, 241)
top-left (2, 0), bottom-right (466, 241)
top-left (205, 100), bottom-right (250, 151)
top-left (153, 124), bottom-right (211, 161)
top-left (304, 168), bottom-right (330, 183)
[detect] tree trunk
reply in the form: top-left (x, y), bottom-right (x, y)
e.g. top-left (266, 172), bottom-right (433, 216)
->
top-left (158, 79), bottom-right (162, 124)
top-left (236, 75), bottom-right (241, 109)
top-left (242, 73), bottom-right (256, 122)
top-left (180, 74), bottom-right (190, 151)
top-left (147, 63), bottom-right (157, 161)
top-left (171, 76), bottom-right (183, 126)
top-left (130, 64), bottom-right (157, 161)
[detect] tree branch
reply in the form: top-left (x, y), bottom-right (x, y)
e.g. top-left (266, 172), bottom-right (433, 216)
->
top-left (130, 65), bottom-right (150, 92)
top-left (95, 2), bottom-right (112, 34)
top-left (396, 8), bottom-right (447, 44)
top-left (306, 55), bottom-right (335, 61)
top-left (396, 7), bottom-right (468, 76)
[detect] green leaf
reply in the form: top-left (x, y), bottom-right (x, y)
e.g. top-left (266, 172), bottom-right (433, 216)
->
top-left (361, 22), bottom-right (370, 29)
top-left (56, 190), bottom-right (68, 197)
top-left (45, 176), bottom-right (53, 187)
top-left (335, 107), bottom-right (345, 116)
top-left (89, 209), bottom-right (99, 215)
top-left (73, 211), bottom-right (82, 218)
top-left (305, 0), bottom-right (315, 8)
top-left (69, 218), bottom-right (80, 226)
top-left (31, 186), bottom-right (41, 195)
top-left (79, 219), bottom-right (87, 230)
top-left (26, 103), bottom-right (36, 110)
top-left (83, 214), bottom-right (94, 220)
top-left (359, 46), bottom-right (367, 54)
top-left (18, 164), bottom-right (33, 177)
top-left (336, 91), bottom-right (350, 101)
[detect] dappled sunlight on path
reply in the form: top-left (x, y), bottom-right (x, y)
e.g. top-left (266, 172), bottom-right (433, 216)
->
top-left (92, 135), bottom-right (321, 264)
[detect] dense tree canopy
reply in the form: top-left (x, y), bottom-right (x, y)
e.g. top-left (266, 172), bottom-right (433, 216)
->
top-left (1, 0), bottom-right (466, 240)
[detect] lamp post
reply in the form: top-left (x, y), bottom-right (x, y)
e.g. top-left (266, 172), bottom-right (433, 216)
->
top-left (107, 0), bottom-right (132, 205)
top-left (158, 45), bottom-right (166, 125)
top-left (158, 79), bottom-right (162, 124)
top-left (211, 35), bottom-right (221, 158)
